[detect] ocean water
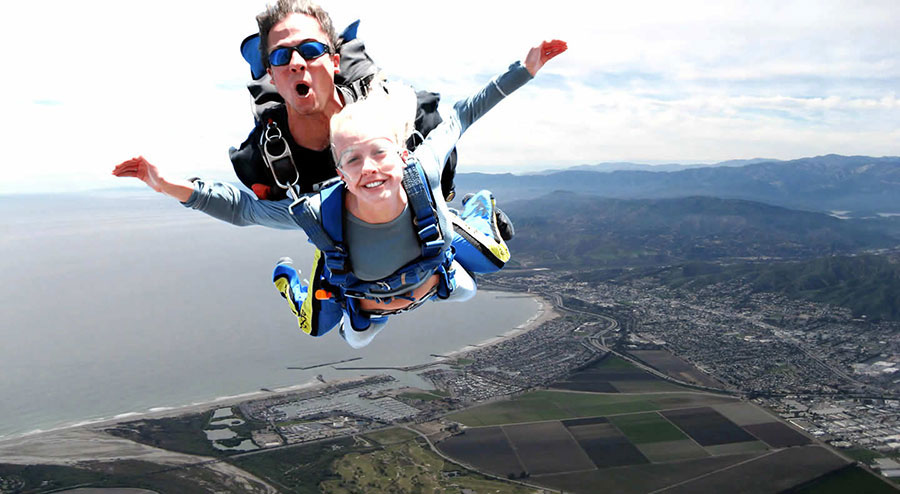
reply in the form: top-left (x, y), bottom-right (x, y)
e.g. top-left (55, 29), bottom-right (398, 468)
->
top-left (0, 191), bottom-right (539, 439)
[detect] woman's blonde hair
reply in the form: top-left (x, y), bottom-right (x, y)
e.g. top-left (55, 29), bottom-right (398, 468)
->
top-left (331, 77), bottom-right (418, 164)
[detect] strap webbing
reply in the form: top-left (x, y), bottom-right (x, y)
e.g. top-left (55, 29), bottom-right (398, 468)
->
top-left (401, 159), bottom-right (444, 258)
top-left (292, 195), bottom-right (338, 253)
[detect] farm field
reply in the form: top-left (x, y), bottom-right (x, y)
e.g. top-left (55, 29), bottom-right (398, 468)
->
top-left (787, 464), bottom-right (900, 494)
top-left (435, 426), bottom-right (523, 477)
top-left (662, 446), bottom-right (851, 494)
top-left (661, 406), bottom-right (758, 446)
top-left (712, 401), bottom-right (781, 426)
top-left (551, 355), bottom-right (690, 393)
top-left (629, 349), bottom-right (724, 388)
top-left (437, 362), bottom-right (867, 493)
top-left (504, 422), bottom-right (596, 475)
top-left (635, 439), bottom-right (709, 462)
top-left (607, 412), bottom-right (687, 444)
top-left (744, 421), bottom-right (812, 448)
top-left (535, 453), bottom-right (761, 494)
top-left (562, 418), bottom-right (649, 468)
top-left (446, 390), bottom-right (738, 427)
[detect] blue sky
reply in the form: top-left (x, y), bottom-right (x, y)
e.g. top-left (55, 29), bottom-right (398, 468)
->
top-left (1, 0), bottom-right (898, 193)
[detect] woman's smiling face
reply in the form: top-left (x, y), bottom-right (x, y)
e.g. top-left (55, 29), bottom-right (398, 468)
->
top-left (333, 126), bottom-right (406, 215)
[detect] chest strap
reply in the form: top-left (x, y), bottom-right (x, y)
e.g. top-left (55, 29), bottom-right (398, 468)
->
top-left (292, 157), bottom-right (445, 289)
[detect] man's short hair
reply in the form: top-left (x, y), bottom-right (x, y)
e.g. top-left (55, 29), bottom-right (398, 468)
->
top-left (257, 0), bottom-right (338, 69)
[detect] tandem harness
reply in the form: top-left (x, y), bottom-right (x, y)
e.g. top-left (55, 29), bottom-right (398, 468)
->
top-left (259, 118), bottom-right (340, 211)
top-left (290, 157), bottom-right (457, 331)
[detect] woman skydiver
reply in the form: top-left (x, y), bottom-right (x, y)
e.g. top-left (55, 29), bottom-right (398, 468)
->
top-left (113, 38), bottom-right (567, 348)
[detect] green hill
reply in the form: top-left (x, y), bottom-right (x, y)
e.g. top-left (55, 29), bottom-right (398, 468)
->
top-left (503, 194), bottom-right (897, 268)
top-left (654, 254), bottom-right (900, 322)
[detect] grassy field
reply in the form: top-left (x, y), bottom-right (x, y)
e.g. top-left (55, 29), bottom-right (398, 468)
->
top-left (0, 463), bottom-right (105, 493)
top-left (611, 380), bottom-right (690, 393)
top-left (363, 427), bottom-right (418, 445)
top-left (703, 441), bottom-right (770, 455)
top-left (104, 407), bottom-right (258, 457)
top-left (636, 439), bottom-right (709, 462)
top-left (0, 459), bottom-right (260, 493)
top-left (398, 391), bottom-right (447, 402)
top-left (448, 390), bottom-right (734, 427)
top-left (842, 447), bottom-right (887, 464)
top-left (608, 412), bottom-right (687, 444)
top-left (230, 437), bottom-right (360, 494)
top-left (321, 435), bottom-right (537, 494)
top-left (231, 431), bottom-right (538, 494)
top-left (711, 401), bottom-right (780, 426)
top-left (597, 355), bottom-right (637, 369)
top-left (448, 391), bottom-right (658, 426)
top-left (783, 464), bottom-right (898, 494)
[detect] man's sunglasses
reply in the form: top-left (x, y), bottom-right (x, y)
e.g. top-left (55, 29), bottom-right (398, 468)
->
top-left (268, 40), bottom-right (332, 66)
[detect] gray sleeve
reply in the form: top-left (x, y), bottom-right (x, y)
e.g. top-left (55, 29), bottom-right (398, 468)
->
top-left (417, 61), bottom-right (534, 183)
top-left (181, 179), bottom-right (303, 230)
top-left (453, 60), bottom-right (533, 135)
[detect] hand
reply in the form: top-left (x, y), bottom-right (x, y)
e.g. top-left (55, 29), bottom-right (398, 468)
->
top-left (112, 156), bottom-right (194, 202)
top-left (524, 39), bottom-right (568, 76)
top-left (112, 156), bottom-right (167, 192)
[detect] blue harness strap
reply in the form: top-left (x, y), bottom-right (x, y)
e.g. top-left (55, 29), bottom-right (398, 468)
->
top-left (292, 158), bottom-right (455, 331)
top-left (290, 195), bottom-right (337, 252)
top-left (318, 183), bottom-right (351, 283)
top-left (402, 159), bottom-right (445, 259)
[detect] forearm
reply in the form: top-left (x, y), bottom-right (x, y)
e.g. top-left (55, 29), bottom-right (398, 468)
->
top-left (182, 179), bottom-right (301, 230)
top-left (421, 61), bottom-right (533, 172)
top-left (159, 178), bottom-right (195, 203)
top-left (454, 60), bottom-right (533, 134)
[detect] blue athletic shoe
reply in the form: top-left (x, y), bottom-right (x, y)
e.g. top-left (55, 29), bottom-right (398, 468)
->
top-left (462, 192), bottom-right (514, 241)
top-left (273, 257), bottom-right (306, 318)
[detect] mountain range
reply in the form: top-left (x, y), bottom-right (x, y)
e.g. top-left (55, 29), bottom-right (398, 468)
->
top-left (458, 154), bottom-right (900, 214)
top-left (502, 194), bottom-right (897, 268)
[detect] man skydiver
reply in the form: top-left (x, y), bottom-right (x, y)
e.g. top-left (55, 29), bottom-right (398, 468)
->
top-left (112, 39), bottom-right (567, 348)
top-left (230, 0), bottom-right (459, 201)
top-left (228, 0), bottom-right (368, 199)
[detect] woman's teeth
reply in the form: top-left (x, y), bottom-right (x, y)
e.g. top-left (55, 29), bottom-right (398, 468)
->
top-left (364, 181), bottom-right (385, 188)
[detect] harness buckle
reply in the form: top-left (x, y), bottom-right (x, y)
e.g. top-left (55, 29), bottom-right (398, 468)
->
top-left (422, 239), bottom-right (444, 258)
top-left (261, 119), bottom-right (301, 203)
top-left (417, 223), bottom-right (439, 242)
top-left (287, 192), bottom-right (307, 215)
top-left (325, 257), bottom-right (348, 272)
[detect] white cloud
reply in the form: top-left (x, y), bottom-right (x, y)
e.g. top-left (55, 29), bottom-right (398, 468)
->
top-left (0, 0), bottom-right (898, 193)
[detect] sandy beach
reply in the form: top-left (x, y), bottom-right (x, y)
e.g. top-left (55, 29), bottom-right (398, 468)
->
top-left (442, 294), bottom-right (559, 358)
top-left (0, 293), bottom-right (556, 466)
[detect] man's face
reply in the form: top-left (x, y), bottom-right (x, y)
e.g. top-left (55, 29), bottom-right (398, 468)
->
top-left (266, 13), bottom-right (340, 116)
top-left (333, 126), bottom-right (405, 206)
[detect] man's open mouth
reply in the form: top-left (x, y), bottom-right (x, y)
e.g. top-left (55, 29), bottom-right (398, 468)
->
top-left (296, 83), bottom-right (310, 96)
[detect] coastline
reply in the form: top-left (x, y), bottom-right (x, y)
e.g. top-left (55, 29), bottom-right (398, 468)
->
top-left (0, 292), bottom-right (555, 463)
top-left (440, 293), bottom-right (559, 358)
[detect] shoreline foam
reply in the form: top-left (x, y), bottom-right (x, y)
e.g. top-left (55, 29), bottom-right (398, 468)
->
top-left (0, 378), bottom-right (324, 445)
top-left (439, 293), bottom-right (558, 360)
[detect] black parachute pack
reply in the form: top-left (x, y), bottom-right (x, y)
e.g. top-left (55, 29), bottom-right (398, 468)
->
top-left (229, 21), bottom-right (457, 201)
